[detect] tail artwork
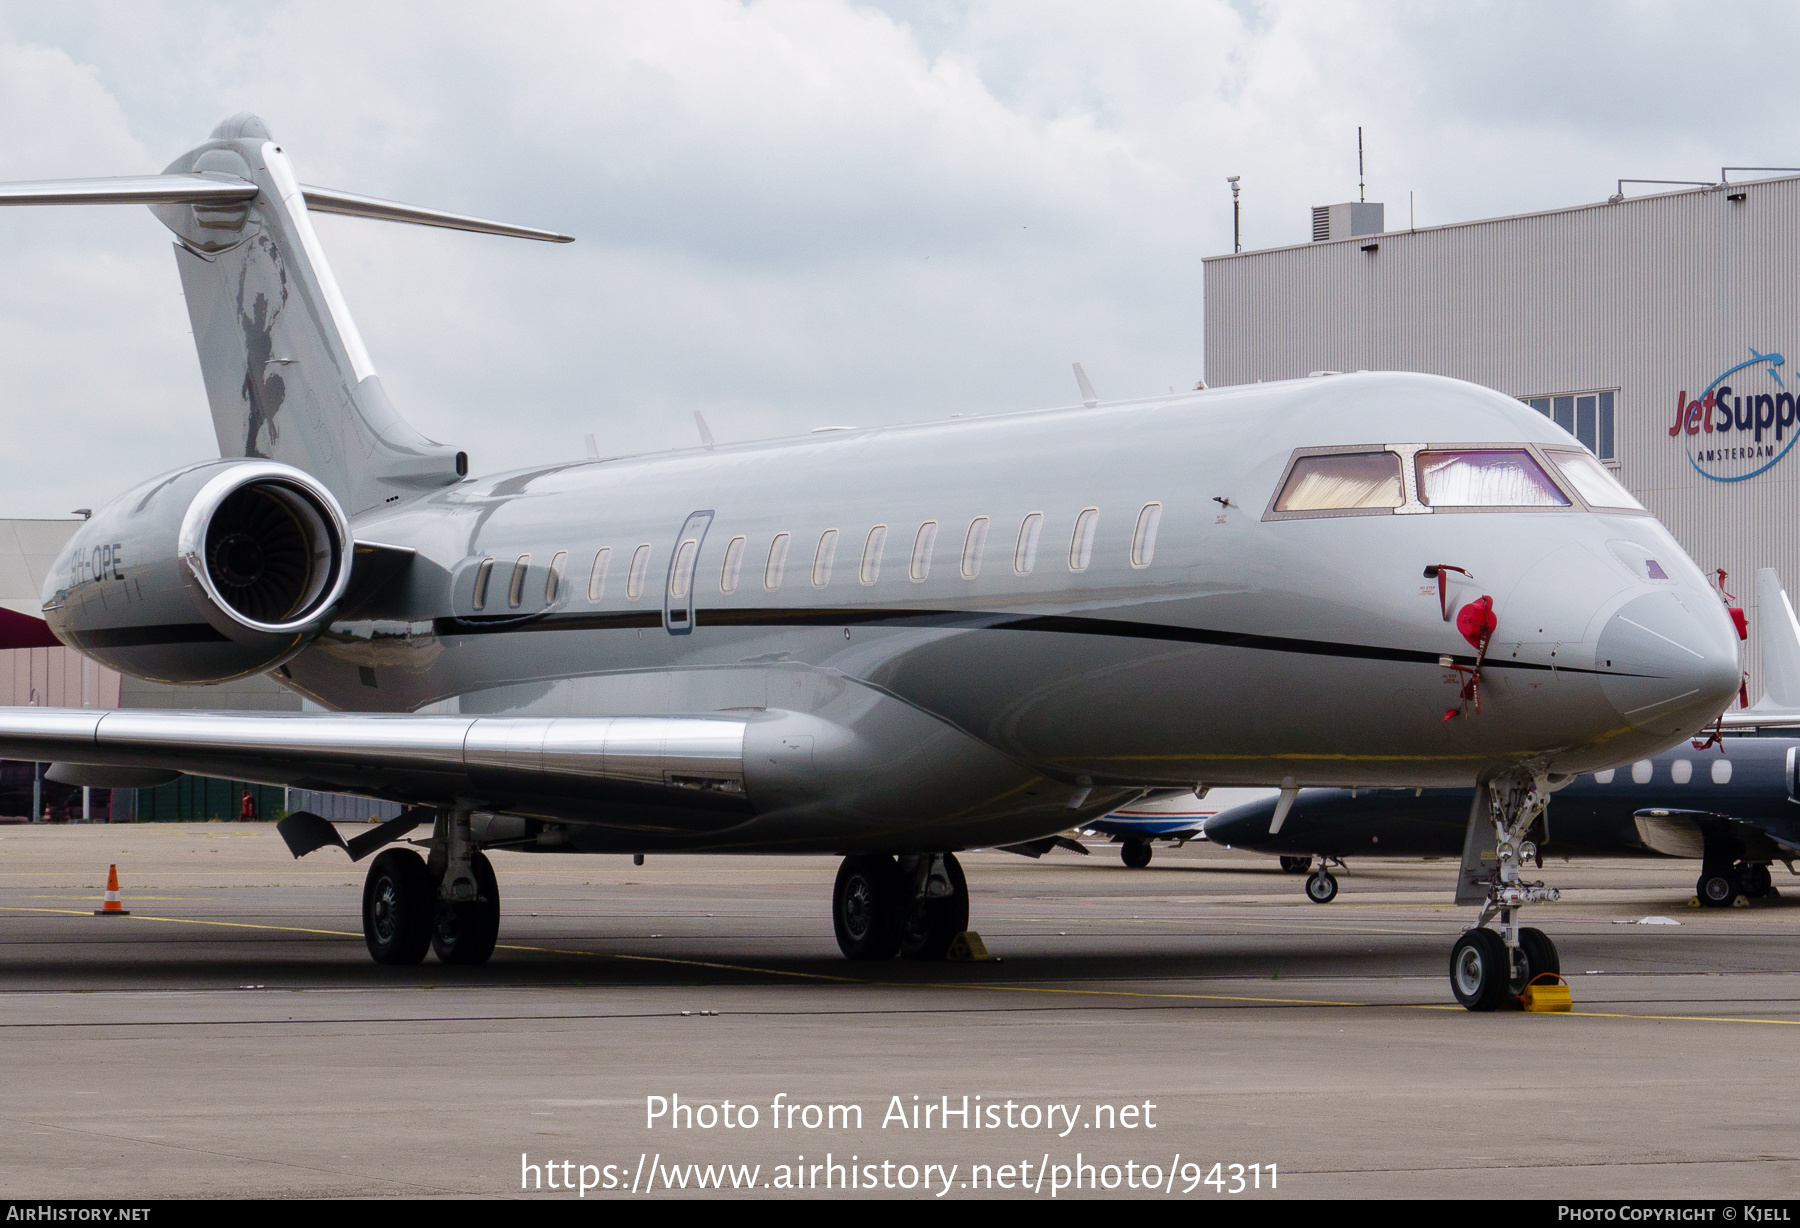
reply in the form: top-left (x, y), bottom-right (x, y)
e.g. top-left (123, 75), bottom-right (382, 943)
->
top-left (0, 113), bottom-right (571, 517)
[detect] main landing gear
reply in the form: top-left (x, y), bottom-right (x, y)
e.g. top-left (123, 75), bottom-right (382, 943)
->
top-left (1449, 769), bottom-right (1562, 1011)
top-left (1696, 860), bottom-right (1779, 908)
top-left (1120, 839), bottom-right (1153, 868)
top-left (361, 804), bottom-right (500, 966)
top-left (832, 853), bottom-right (969, 961)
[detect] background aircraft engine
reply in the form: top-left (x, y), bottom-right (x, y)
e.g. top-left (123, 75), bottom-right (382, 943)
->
top-left (43, 459), bottom-right (352, 683)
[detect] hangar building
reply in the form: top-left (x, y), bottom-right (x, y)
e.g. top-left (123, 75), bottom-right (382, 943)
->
top-left (1205, 175), bottom-right (1800, 697)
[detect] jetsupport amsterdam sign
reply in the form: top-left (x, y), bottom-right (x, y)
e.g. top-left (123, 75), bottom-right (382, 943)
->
top-left (1670, 347), bottom-right (1800, 482)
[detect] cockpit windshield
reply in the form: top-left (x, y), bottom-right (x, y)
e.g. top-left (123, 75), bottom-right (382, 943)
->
top-left (1273, 451), bottom-right (1404, 512)
top-left (1415, 449), bottom-right (1569, 507)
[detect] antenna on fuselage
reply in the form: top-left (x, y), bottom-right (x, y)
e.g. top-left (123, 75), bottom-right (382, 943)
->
top-left (583, 433), bottom-right (600, 459)
top-left (1072, 363), bottom-right (1099, 408)
top-left (694, 411), bottom-right (716, 450)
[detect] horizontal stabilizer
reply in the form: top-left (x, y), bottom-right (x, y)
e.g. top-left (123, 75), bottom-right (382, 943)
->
top-left (300, 185), bottom-right (573, 243)
top-left (0, 173), bottom-right (259, 206)
top-left (0, 173), bottom-right (571, 242)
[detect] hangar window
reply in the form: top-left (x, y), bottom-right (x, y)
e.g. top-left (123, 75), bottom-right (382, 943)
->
top-left (1545, 451), bottom-right (1645, 511)
top-left (545, 551), bottom-right (567, 604)
top-left (587, 548), bottom-right (611, 601)
top-left (507, 554), bottom-right (531, 608)
top-left (721, 536), bottom-right (746, 594)
top-left (1131, 503), bottom-right (1162, 567)
top-left (472, 557), bottom-right (494, 610)
top-left (1069, 508), bottom-right (1099, 572)
top-left (860, 525), bottom-right (887, 585)
top-left (813, 529), bottom-right (839, 588)
top-left (1014, 513), bottom-right (1043, 575)
top-left (962, 517), bottom-right (988, 578)
top-left (910, 521), bottom-right (937, 582)
top-left (1415, 450), bottom-right (1569, 508)
top-left (626, 543), bottom-right (651, 600)
top-left (1274, 452), bottom-right (1404, 512)
top-left (765, 533), bottom-right (790, 591)
top-left (1524, 391), bottom-right (1615, 461)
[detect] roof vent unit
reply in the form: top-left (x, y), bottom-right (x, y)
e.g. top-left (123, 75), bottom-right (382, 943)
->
top-left (1309, 201), bottom-right (1385, 242)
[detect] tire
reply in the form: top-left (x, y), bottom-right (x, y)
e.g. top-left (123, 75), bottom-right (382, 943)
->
top-left (1449, 928), bottom-right (1510, 1011)
top-left (901, 853), bottom-right (969, 961)
top-left (1305, 870), bottom-right (1338, 903)
top-left (1697, 869), bottom-right (1739, 908)
top-left (833, 855), bottom-right (905, 961)
top-left (1745, 863), bottom-right (1773, 899)
top-left (1121, 840), bottom-right (1153, 868)
top-left (1518, 926), bottom-right (1559, 983)
top-left (1279, 855), bottom-right (1311, 874)
top-left (432, 850), bottom-right (500, 965)
top-left (363, 848), bottom-right (434, 966)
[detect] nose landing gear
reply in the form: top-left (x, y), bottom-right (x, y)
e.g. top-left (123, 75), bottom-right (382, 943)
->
top-left (1450, 769), bottom-right (1562, 1011)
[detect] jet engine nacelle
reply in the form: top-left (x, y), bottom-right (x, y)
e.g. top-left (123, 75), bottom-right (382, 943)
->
top-left (43, 459), bottom-right (352, 683)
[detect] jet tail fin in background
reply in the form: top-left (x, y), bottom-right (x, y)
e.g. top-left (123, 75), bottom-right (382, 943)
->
top-left (1752, 566), bottom-right (1800, 711)
top-left (0, 113), bottom-right (572, 517)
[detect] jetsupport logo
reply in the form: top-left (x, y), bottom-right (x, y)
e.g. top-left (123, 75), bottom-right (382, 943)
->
top-left (1670, 347), bottom-right (1800, 482)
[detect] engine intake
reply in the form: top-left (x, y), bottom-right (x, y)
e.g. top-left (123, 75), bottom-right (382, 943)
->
top-left (44, 459), bottom-right (352, 683)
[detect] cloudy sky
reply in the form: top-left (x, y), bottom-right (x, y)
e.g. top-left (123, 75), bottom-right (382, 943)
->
top-left (0, 1), bottom-right (1788, 516)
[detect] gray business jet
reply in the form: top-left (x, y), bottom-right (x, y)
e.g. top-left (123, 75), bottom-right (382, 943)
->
top-left (0, 117), bottom-right (1741, 1009)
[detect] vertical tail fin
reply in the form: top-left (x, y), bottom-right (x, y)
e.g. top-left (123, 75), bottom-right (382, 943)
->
top-left (0, 112), bottom-right (571, 517)
top-left (1752, 567), bottom-right (1800, 709)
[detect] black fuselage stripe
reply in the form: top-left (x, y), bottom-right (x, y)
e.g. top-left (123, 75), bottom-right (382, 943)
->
top-left (430, 607), bottom-right (1632, 676)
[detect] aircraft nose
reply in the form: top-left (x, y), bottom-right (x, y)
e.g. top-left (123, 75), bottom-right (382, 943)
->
top-left (1594, 591), bottom-right (1741, 737)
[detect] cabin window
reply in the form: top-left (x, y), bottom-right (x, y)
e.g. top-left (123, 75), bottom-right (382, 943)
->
top-left (1592, 769), bottom-right (1615, 784)
top-left (626, 543), bottom-right (651, 600)
top-left (507, 554), bottom-right (531, 608)
top-left (472, 557), bottom-right (494, 610)
top-left (1014, 513), bottom-right (1043, 575)
top-left (1130, 502), bottom-right (1162, 568)
top-left (1415, 450), bottom-right (1569, 507)
top-left (1631, 759), bottom-right (1653, 784)
top-left (669, 538), bottom-right (700, 600)
top-left (1275, 452), bottom-right (1404, 512)
top-left (910, 521), bottom-right (937, 582)
top-left (961, 517), bottom-right (988, 579)
top-left (1068, 508), bottom-right (1099, 572)
top-left (813, 529), bottom-right (839, 588)
top-left (587, 548), bottom-right (611, 601)
top-left (1546, 450), bottom-right (1644, 511)
top-left (721, 536), bottom-right (746, 593)
top-left (545, 551), bottom-right (567, 604)
top-left (860, 525), bottom-right (887, 585)
top-left (765, 533), bottom-right (790, 591)
top-left (1712, 758), bottom-right (1733, 784)
top-left (1670, 758), bottom-right (1692, 784)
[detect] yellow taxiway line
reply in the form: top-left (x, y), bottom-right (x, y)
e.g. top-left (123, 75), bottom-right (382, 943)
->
top-left (3, 904), bottom-right (1797, 1025)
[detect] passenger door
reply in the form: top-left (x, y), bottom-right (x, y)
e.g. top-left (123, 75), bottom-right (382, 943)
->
top-left (664, 510), bottom-right (713, 635)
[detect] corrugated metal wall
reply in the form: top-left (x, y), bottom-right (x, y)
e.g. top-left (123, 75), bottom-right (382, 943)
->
top-left (1204, 178), bottom-right (1800, 700)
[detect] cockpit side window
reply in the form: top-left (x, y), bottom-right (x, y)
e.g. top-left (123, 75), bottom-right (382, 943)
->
top-left (1274, 451), bottom-right (1404, 513)
top-left (1544, 450), bottom-right (1646, 511)
top-left (1416, 449), bottom-right (1569, 508)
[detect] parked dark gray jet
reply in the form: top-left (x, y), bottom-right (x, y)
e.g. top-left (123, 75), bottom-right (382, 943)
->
top-left (0, 116), bottom-right (1744, 1010)
top-left (1206, 739), bottom-right (1800, 907)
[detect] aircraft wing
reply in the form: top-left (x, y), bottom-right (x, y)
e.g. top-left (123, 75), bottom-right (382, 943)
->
top-left (1633, 808), bottom-right (1800, 860)
top-left (0, 707), bottom-right (752, 820)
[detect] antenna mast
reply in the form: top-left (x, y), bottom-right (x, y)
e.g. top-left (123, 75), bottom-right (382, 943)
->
top-left (1358, 126), bottom-right (1366, 203)
top-left (1227, 175), bottom-right (1241, 253)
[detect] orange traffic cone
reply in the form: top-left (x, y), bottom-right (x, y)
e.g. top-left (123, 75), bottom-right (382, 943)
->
top-left (93, 864), bottom-right (130, 916)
